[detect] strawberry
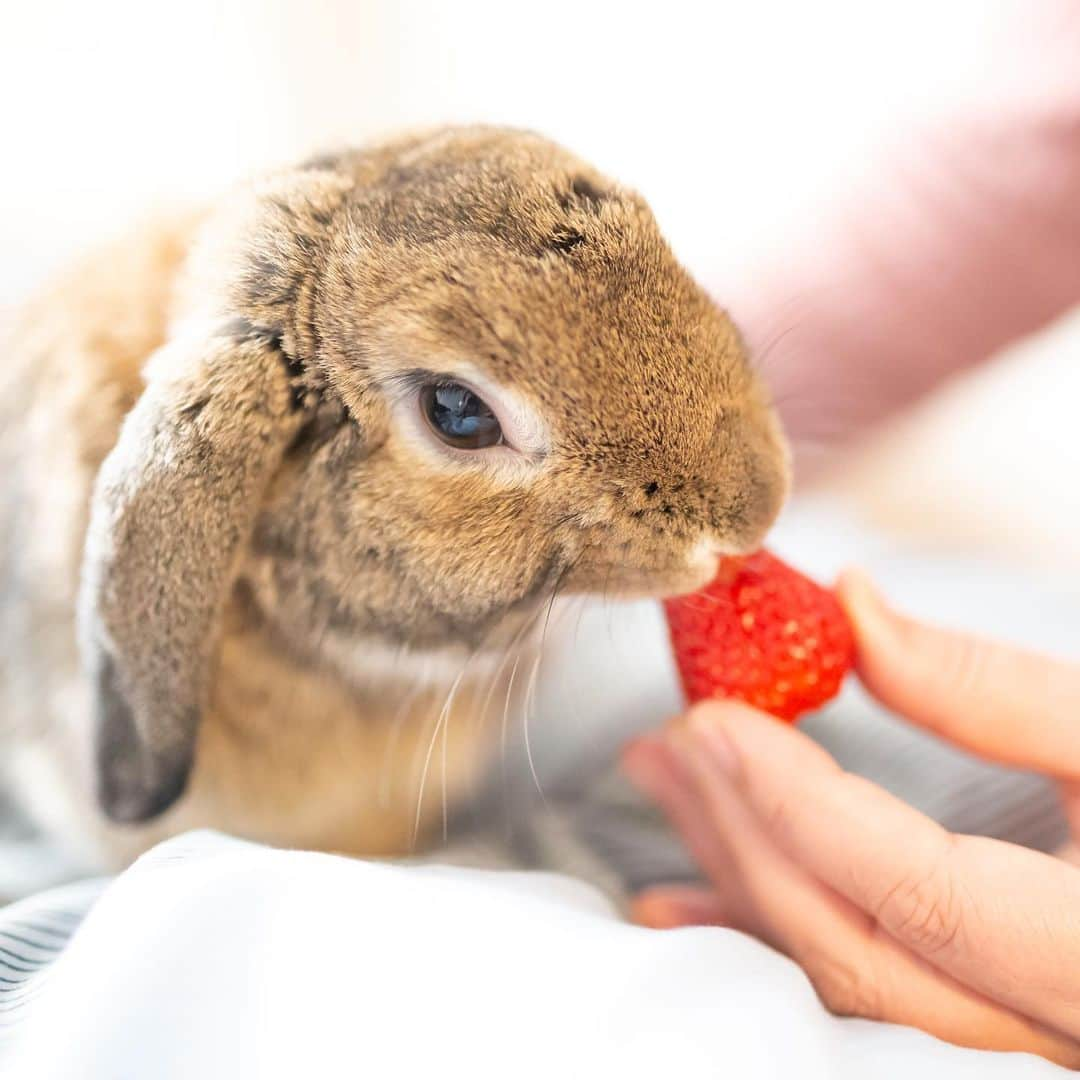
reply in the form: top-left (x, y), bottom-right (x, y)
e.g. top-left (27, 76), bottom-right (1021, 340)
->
top-left (663, 550), bottom-right (854, 722)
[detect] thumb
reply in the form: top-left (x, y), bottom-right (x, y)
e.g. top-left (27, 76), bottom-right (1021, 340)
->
top-left (837, 569), bottom-right (1080, 778)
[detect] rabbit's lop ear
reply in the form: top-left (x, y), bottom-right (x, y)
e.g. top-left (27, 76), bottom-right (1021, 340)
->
top-left (79, 322), bottom-right (305, 823)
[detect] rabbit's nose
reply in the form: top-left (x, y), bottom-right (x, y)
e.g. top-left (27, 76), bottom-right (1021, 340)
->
top-left (718, 457), bottom-right (788, 553)
top-left (706, 410), bottom-right (790, 552)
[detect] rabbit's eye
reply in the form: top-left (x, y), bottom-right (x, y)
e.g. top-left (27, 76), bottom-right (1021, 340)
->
top-left (419, 382), bottom-right (503, 450)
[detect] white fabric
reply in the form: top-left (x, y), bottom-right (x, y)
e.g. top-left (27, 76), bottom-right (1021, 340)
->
top-left (0, 831), bottom-right (1064, 1079)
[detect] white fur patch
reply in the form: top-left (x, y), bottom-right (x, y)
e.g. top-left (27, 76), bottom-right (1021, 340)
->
top-left (319, 634), bottom-right (514, 692)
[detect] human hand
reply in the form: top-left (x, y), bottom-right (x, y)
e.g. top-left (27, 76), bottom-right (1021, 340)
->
top-left (623, 571), bottom-right (1080, 1067)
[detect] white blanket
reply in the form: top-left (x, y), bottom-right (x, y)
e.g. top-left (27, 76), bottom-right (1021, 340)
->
top-left (0, 830), bottom-right (1064, 1079)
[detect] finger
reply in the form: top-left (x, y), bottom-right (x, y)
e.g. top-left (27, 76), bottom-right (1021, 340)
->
top-left (622, 735), bottom-right (734, 887)
top-left (648, 722), bottom-right (1080, 1066)
top-left (628, 729), bottom-right (888, 960)
top-left (1056, 783), bottom-right (1080, 850)
top-left (630, 885), bottom-right (732, 929)
top-left (622, 736), bottom-right (773, 945)
top-left (839, 568), bottom-right (1080, 779)
top-left (684, 701), bottom-right (1080, 1040)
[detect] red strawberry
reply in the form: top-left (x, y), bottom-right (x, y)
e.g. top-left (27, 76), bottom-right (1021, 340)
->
top-left (663, 550), bottom-right (854, 722)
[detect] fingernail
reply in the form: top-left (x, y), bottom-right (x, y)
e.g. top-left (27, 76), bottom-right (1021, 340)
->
top-left (620, 737), bottom-right (654, 781)
top-left (837, 567), bottom-right (893, 638)
top-left (685, 709), bottom-right (741, 780)
top-left (837, 566), bottom-right (881, 608)
top-left (620, 755), bottom-right (654, 798)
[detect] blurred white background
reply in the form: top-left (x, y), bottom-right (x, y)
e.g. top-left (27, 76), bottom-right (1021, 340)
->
top-left (3, 0), bottom-right (1077, 575)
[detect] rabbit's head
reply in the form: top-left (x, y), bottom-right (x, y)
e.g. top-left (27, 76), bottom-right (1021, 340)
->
top-left (80, 127), bottom-right (788, 824)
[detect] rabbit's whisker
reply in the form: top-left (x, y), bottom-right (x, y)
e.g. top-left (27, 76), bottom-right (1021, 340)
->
top-left (520, 564), bottom-right (572, 808)
top-left (377, 675), bottom-right (425, 810)
top-left (521, 648), bottom-right (545, 803)
top-left (412, 649), bottom-right (475, 850)
top-left (516, 544), bottom-right (595, 820)
top-left (499, 647), bottom-right (525, 838)
top-left (748, 308), bottom-right (807, 378)
top-left (410, 585), bottom-right (553, 849)
top-left (469, 598), bottom-right (545, 751)
top-left (462, 589), bottom-right (552, 840)
top-left (440, 682), bottom-right (450, 845)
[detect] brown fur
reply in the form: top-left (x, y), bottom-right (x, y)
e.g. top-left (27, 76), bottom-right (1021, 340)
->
top-left (0, 126), bottom-right (787, 870)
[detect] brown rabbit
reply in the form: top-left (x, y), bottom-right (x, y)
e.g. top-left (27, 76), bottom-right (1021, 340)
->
top-left (0, 126), bottom-right (788, 873)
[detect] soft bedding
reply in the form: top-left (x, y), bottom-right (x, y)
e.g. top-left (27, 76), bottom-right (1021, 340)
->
top-left (0, 830), bottom-right (1065, 1079)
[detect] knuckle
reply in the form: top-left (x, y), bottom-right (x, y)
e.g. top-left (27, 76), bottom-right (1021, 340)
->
top-left (804, 948), bottom-right (881, 1020)
top-left (764, 761), bottom-right (845, 843)
top-left (761, 790), bottom-right (801, 846)
top-left (873, 849), bottom-right (964, 957)
top-left (933, 633), bottom-right (991, 704)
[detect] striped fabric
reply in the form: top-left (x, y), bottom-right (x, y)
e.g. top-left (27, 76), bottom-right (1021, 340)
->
top-left (449, 684), bottom-right (1068, 904)
top-left (0, 880), bottom-right (105, 1051)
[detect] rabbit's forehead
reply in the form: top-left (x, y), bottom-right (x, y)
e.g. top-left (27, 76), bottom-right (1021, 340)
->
top-left (393, 254), bottom-right (746, 447)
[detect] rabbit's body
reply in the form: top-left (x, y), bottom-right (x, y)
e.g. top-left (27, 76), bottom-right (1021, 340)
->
top-left (0, 128), bottom-right (787, 873)
top-left (1, 218), bottom-right (190, 867)
top-left (1, 215), bottom-right (491, 868)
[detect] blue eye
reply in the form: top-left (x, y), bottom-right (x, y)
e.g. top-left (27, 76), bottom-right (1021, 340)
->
top-left (420, 382), bottom-right (503, 450)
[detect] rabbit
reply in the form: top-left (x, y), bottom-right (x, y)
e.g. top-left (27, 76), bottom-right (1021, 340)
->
top-left (0, 126), bottom-right (789, 875)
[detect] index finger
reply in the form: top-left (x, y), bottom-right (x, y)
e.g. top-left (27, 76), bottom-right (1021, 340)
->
top-left (838, 569), bottom-right (1080, 780)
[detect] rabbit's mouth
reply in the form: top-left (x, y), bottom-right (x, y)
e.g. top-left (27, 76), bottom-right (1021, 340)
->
top-left (555, 523), bottom-right (772, 605)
